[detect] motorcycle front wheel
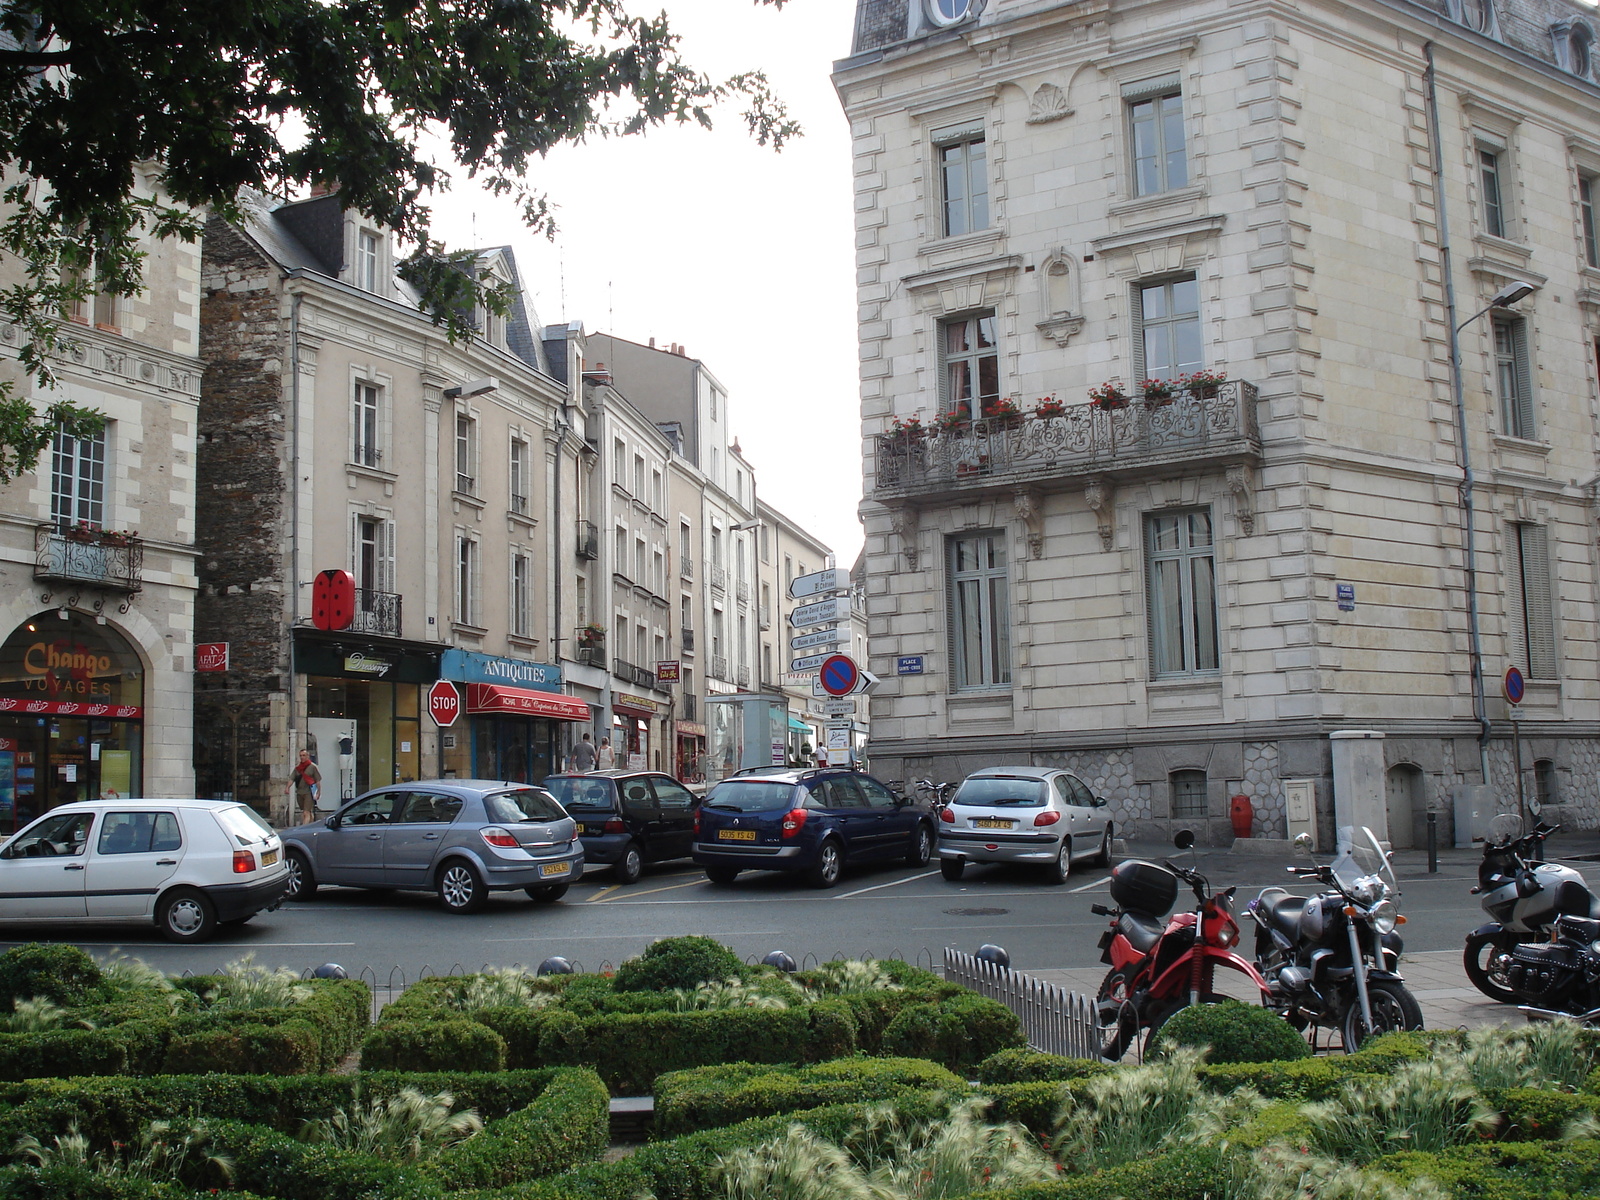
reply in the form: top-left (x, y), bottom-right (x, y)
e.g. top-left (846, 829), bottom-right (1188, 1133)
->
top-left (1095, 967), bottom-right (1140, 1062)
top-left (1463, 930), bottom-right (1524, 1005)
top-left (1340, 979), bottom-right (1424, 1052)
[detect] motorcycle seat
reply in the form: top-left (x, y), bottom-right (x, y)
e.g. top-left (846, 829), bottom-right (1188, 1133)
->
top-left (1117, 910), bottom-right (1166, 954)
top-left (1255, 888), bottom-right (1308, 938)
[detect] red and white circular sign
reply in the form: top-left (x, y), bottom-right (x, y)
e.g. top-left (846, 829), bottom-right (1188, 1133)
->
top-left (428, 680), bottom-right (462, 727)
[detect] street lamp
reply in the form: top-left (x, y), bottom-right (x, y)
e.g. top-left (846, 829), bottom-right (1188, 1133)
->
top-left (1447, 278), bottom-right (1538, 783)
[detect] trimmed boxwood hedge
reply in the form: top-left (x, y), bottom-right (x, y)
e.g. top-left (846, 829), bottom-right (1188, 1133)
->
top-left (653, 1056), bottom-right (965, 1137)
top-left (975, 1049), bottom-right (1112, 1086)
top-left (421, 1068), bottom-right (610, 1188)
top-left (361, 1020), bottom-right (508, 1073)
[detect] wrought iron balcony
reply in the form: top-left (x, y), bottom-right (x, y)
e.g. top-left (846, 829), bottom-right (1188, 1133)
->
top-left (455, 473), bottom-right (477, 496)
top-left (710, 654), bottom-right (729, 680)
top-left (680, 626), bottom-right (696, 652)
top-left (871, 382), bottom-right (1260, 500)
top-left (709, 564), bottom-right (728, 593)
top-left (735, 580), bottom-right (750, 604)
top-left (613, 658), bottom-right (658, 689)
top-left (35, 525), bottom-right (142, 592)
top-left (759, 606), bottom-right (772, 631)
top-left (735, 664), bottom-right (751, 688)
top-left (577, 644), bottom-right (606, 669)
top-left (510, 492), bottom-right (528, 514)
top-left (347, 588), bottom-right (402, 637)
top-left (679, 556), bottom-right (694, 580)
top-left (576, 520), bottom-right (598, 559)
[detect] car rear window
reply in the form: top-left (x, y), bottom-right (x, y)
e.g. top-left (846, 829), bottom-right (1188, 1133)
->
top-left (704, 780), bottom-right (797, 813)
top-left (215, 804), bottom-right (276, 845)
top-left (485, 788), bottom-right (568, 823)
top-left (955, 777), bottom-right (1048, 807)
top-left (543, 777), bottom-right (616, 812)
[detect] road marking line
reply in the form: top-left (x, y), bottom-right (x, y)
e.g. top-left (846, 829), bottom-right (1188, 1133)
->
top-left (2, 941), bottom-right (361, 949)
top-left (1069, 877), bottom-right (1110, 893)
top-left (586, 885), bottom-right (620, 903)
top-left (483, 931), bottom-right (783, 942)
top-left (836, 870), bottom-right (940, 898)
top-left (590, 877), bottom-right (708, 903)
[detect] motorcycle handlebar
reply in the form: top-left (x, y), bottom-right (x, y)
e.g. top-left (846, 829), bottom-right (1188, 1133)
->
top-left (1090, 903), bottom-right (1113, 917)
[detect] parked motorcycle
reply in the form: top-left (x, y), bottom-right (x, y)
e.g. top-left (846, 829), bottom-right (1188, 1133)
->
top-left (1092, 830), bottom-right (1272, 1060)
top-left (1465, 815), bottom-right (1590, 1003)
top-left (1247, 826), bottom-right (1422, 1051)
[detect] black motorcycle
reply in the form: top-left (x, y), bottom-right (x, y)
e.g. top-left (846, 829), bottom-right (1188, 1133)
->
top-left (1247, 826), bottom-right (1423, 1051)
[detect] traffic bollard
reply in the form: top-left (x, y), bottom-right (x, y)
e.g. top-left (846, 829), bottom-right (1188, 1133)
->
top-left (1426, 811), bottom-right (1438, 874)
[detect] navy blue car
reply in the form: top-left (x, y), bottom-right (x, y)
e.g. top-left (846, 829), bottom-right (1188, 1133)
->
top-left (692, 768), bottom-right (935, 888)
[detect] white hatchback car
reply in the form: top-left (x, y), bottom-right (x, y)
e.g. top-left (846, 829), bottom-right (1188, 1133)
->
top-left (0, 799), bottom-right (290, 942)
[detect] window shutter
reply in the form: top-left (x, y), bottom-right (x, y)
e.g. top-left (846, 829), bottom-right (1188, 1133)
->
top-left (1521, 525), bottom-right (1558, 679)
top-left (349, 512), bottom-right (360, 579)
top-left (1131, 285), bottom-right (1148, 382)
top-left (1511, 320), bottom-right (1535, 438)
top-left (944, 536), bottom-right (964, 690)
top-left (380, 520), bottom-right (396, 593)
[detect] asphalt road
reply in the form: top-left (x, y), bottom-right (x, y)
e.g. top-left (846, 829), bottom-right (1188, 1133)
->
top-left (11, 841), bottom-right (1597, 985)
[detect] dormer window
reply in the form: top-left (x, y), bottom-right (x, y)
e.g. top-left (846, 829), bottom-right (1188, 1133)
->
top-left (355, 229), bottom-right (384, 293)
top-left (926, 0), bottom-right (975, 28)
top-left (1452, 0), bottom-right (1496, 35)
top-left (1553, 20), bottom-right (1595, 79)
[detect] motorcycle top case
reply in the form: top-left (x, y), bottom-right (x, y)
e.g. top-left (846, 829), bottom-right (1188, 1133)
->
top-left (1110, 860), bottom-right (1181, 916)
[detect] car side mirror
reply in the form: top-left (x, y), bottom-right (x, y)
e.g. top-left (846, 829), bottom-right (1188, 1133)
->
top-left (1293, 832), bottom-right (1314, 855)
top-left (325, 815), bottom-right (341, 830)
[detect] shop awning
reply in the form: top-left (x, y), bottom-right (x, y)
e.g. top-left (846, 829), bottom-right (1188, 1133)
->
top-left (788, 716), bottom-right (812, 733)
top-left (466, 684), bottom-right (591, 721)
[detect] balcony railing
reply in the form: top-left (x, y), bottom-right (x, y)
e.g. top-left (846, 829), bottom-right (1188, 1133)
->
top-left (510, 492), bottom-right (528, 514)
top-left (735, 664), bottom-right (751, 688)
top-left (576, 521), bottom-right (598, 559)
top-left (709, 564), bottom-right (728, 593)
top-left (872, 382), bottom-right (1260, 499)
top-left (710, 654), bottom-right (729, 680)
top-left (613, 658), bottom-right (658, 689)
top-left (35, 526), bottom-right (143, 592)
top-left (347, 588), bottom-right (402, 637)
top-left (682, 694), bottom-right (698, 721)
top-left (455, 473), bottom-right (477, 496)
top-left (680, 626), bottom-right (696, 652)
top-left (759, 606), bottom-right (772, 631)
top-left (577, 644), bottom-right (606, 669)
top-left (735, 580), bottom-right (750, 604)
top-left (679, 556), bottom-right (694, 580)
top-left (352, 444), bottom-right (383, 469)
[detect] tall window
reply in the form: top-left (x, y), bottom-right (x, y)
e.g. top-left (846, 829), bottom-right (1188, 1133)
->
top-left (681, 594), bottom-right (693, 640)
top-left (1127, 81), bottom-right (1187, 196)
top-left (1170, 769), bottom-right (1208, 819)
top-left (614, 526), bottom-right (628, 577)
top-left (454, 413), bottom-right (476, 494)
top-left (511, 553), bottom-right (531, 637)
top-left (653, 549), bottom-right (664, 595)
top-left (1146, 510), bottom-right (1219, 677)
top-left (353, 515), bottom-right (395, 593)
top-left (356, 230), bottom-right (380, 293)
top-left (1493, 314), bottom-right (1535, 439)
top-left (1582, 175), bottom-right (1598, 267)
top-left (737, 614), bottom-right (749, 669)
top-left (1136, 277), bottom-right (1202, 381)
top-left (509, 438), bottom-right (528, 512)
top-left (1535, 758), bottom-right (1558, 810)
top-left (935, 125), bottom-right (988, 237)
top-left (1479, 148), bottom-right (1507, 238)
top-left (633, 453), bottom-right (645, 498)
top-left (456, 535), bottom-right (479, 626)
top-left (634, 536), bottom-right (647, 584)
top-left (941, 311), bottom-right (999, 420)
top-left (576, 575), bottom-right (589, 626)
top-left (1512, 522), bottom-right (1557, 679)
top-left (947, 532), bottom-right (1010, 690)
top-left (353, 382), bottom-right (380, 467)
top-left (612, 437), bottom-right (626, 485)
top-left (635, 622), bottom-right (648, 667)
top-left (651, 468), bottom-right (663, 511)
top-left (51, 426), bottom-right (106, 530)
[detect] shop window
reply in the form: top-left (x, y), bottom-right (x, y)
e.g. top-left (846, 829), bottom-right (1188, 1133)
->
top-left (51, 424), bottom-right (106, 530)
top-left (946, 530), bottom-right (1010, 690)
top-left (1171, 769), bottom-right (1208, 819)
top-left (1146, 509), bottom-right (1219, 677)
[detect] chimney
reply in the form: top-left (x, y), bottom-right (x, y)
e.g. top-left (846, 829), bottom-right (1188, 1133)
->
top-left (649, 337), bottom-right (656, 349)
top-left (307, 179), bottom-right (338, 199)
top-left (582, 360), bottom-right (612, 386)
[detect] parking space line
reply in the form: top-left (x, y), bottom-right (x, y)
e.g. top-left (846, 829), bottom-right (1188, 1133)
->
top-left (590, 877), bottom-right (708, 903)
top-left (586, 885), bottom-right (620, 903)
top-left (835, 870), bottom-right (940, 898)
top-left (483, 931), bottom-right (782, 943)
top-left (1069, 877), bottom-right (1110, 893)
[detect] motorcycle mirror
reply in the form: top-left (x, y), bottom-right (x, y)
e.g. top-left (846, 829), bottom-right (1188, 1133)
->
top-left (1174, 829), bottom-right (1196, 850)
top-left (1292, 832), bottom-right (1313, 855)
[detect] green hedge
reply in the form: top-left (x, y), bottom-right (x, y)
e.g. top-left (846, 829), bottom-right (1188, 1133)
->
top-left (421, 1068), bottom-right (610, 1188)
top-left (361, 1020), bottom-right (508, 1073)
top-left (1492, 1086), bottom-right (1600, 1140)
top-left (975, 1049), bottom-right (1112, 1086)
top-left (1375, 1137), bottom-right (1600, 1199)
top-left (653, 1057), bottom-right (965, 1137)
top-left (1193, 1029), bottom-right (1435, 1099)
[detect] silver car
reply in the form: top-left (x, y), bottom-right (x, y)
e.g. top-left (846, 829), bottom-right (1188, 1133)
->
top-left (278, 779), bottom-right (584, 913)
top-left (937, 765), bottom-right (1113, 884)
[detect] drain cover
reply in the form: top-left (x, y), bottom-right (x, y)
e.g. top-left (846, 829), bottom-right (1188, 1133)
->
top-left (944, 907), bottom-right (1010, 917)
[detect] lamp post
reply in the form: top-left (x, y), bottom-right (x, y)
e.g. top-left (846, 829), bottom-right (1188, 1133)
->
top-left (1446, 279), bottom-right (1538, 785)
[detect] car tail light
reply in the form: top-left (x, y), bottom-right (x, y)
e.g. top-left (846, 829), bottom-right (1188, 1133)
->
top-left (480, 827), bottom-right (520, 848)
top-left (232, 850), bottom-right (256, 874)
top-left (1033, 811), bottom-right (1061, 827)
top-left (938, 807), bottom-right (955, 824)
top-left (780, 808), bottom-right (808, 839)
top-left (603, 818), bottom-right (626, 834)
top-left (693, 809), bottom-right (701, 837)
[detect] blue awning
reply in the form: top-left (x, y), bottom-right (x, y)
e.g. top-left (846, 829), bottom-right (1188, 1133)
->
top-left (788, 716), bottom-right (812, 733)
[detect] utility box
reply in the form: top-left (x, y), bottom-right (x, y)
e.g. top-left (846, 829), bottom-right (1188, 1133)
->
top-left (1330, 730), bottom-right (1386, 841)
top-left (1453, 784), bottom-right (1497, 848)
top-left (1282, 778), bottom-right (1317, 850)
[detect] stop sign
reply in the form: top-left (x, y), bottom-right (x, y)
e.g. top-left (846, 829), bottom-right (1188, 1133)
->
top-left (428, 680), bottom-right (461, 727)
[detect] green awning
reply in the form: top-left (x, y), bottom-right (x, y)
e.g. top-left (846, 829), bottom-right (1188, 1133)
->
top-left (788, 716), bottom-right (812, 732)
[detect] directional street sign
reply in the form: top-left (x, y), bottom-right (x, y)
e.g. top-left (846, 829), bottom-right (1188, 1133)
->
top-left (791, 625), bottom-right (847, 652)
top-left (819, 654), bottom-right (860, 697)
top-left (813, 669), bottom-right (881, 698)
top-left (788, 567), bottom-right (844, 600)
top-left (789, 595), bottom-right (851, 629)
top-left (820, 698), bottom-right (856, 716)
top-left (790, 652), bottom-right (830, 673)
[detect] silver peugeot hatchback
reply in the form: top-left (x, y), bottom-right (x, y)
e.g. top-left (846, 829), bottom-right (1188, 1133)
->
top-left (936, 765), bottom-right (1113, 884)
top-left (278, 779), bottom-right (584, 912)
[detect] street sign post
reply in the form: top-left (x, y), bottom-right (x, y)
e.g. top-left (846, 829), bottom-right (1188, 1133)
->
top-left (788, 567), bottom-right (843, 600)
top-left (790, 652), bottom-right (829, 673)
top-left (789, 595), bottom-right (851, 628)
top-left (427, 680), bottom-right (462, 727)
top-left (819, 654), bottom-right (860, 697)
top-left (791, 625), bottom-right (847, 652)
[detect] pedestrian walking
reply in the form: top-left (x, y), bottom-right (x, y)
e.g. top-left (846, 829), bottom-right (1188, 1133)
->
top-left (290, 748), bottom-right (322, 825)
top-left (598, 735), bottom-right (616, 770)
top-left (567, 732), bottom-right (598, 773)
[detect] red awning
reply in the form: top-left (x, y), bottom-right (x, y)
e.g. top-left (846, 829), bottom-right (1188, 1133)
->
top-left (466, 684), bottom-right (592, 722)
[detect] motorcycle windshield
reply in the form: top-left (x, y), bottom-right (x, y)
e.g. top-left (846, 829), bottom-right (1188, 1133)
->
top-left (1330, 826), bottom-right (1398, 897)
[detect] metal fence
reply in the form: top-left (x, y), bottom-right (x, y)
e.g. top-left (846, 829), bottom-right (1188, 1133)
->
top-left (944, 947), bottom-right (1104, 1060)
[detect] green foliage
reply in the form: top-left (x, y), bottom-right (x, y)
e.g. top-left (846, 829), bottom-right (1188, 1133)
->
top-left (0, 998), bottom-right (90, 1033)
top-left (451, 968), bottom-right (555, 1014)
top-left (654, 1058), bottom-right (965, 1137)
top-left (1453, 1020), bottom-right (1596, 1094)
top-left (1494, 1086), bottom-right (1600, 1140)
top-left (12, 1118), bottom-right (235, 1188)
top-left (611, 936), bottom-right (749, 993)
top-left (1196, 1032), bottom-right (1436, 1100)
top-left (976, 1050), bottom-right (1112, 1087)
top-left (300, 1088), bottom-right (482, 1160)
top-left (1300, 1057), bottom-right (1498, 1164)
top-left (360, 1020), bottom-right (507, 1074)
top-left (1375, 1137), bottom-right (1600, 1200)
top-left (879, 993), bottom-right (1025, 1073)
top-left (421, 1068), bottom-right (609, 1187)
top-left (1053, 1047), bottom-right (1237, 1173)
top-left (798, 960), bottom-right (905, 998)
top-left (667, 976), bottom-right (801, 1012)
top-left (1152, 999), bottom-right (1312, 1064)
top-left (203, 956), bottom-right (312, 1013)
top-left (0, 945), bottom-right (102, 1008)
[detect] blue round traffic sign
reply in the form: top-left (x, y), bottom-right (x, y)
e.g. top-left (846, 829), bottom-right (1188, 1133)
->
top-left (819, 654), bottom-right (859, 697)
top-left (1504, 666), bottom-right (1525, 705)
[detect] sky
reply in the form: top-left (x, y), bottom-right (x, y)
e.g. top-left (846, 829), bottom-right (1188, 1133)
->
top-left (428, 0), bottom-right (865, 566)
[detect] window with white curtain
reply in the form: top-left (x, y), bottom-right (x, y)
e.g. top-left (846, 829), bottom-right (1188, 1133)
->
top-left (1512, 523), bottom-right (1557, 679)
top-left (946, 532), bottom-right (1010, 690)
top-left (1146, 510), bottom-right (1219, 677)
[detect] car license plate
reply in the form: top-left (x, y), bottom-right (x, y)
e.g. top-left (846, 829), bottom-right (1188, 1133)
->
top-left (974, 818), bottom-right (1014, 829)
top-left (261, 848), bottom-right (280, 865)
top-left (718, 829), bottom-right (758, 841)
top-left (578, 824), bottom-right (593, 834)
top-left (540, 862), bottom-right (569, 877)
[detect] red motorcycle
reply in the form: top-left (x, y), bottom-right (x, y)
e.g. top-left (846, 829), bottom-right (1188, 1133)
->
top-left (1092, 830), bottom-right (1272, 1059)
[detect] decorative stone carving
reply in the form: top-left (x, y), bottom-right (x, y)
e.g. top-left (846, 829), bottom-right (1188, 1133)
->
top-left (1036, 250), bottom-right (1084, 346)
top-left (1226, 464), bottom-right (1256, 535)
top-left (1026, 82), bottom-right (1073, 125)
top-left (889, 506), bottom-right (920, 569)
top-left (1013, 488), bottom-right (1044, 559)
top-left (1084, 477), bottom-right (1113, 550)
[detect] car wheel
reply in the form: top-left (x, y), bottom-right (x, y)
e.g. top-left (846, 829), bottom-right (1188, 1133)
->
top-left (1048, 838), bottom-right (1072, 884)
top-left (808, 839), bottom-right (843, 889)
top-left (1093, 824), bottom-right (1114, 868)
top-left (940, 857), bottom-right (965, 881)
top-left (158, 888), bottom-right (218, 944)
top-left (437, 859), bottom-right (486, 913)
top-left (615, 843), bottom-right (644, 884)
top-left (906, 823), bottom-right (933, 867)
top-left (526, 883), bottom-right (569, 903)
top-left (283, 848), bottom-right (317, 900)
top-left (705, 866), bottom-right (741, 885)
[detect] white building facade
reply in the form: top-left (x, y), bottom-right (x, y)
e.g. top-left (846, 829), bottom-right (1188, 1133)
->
top-left (837, 0), bottom-right (1600, 844)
